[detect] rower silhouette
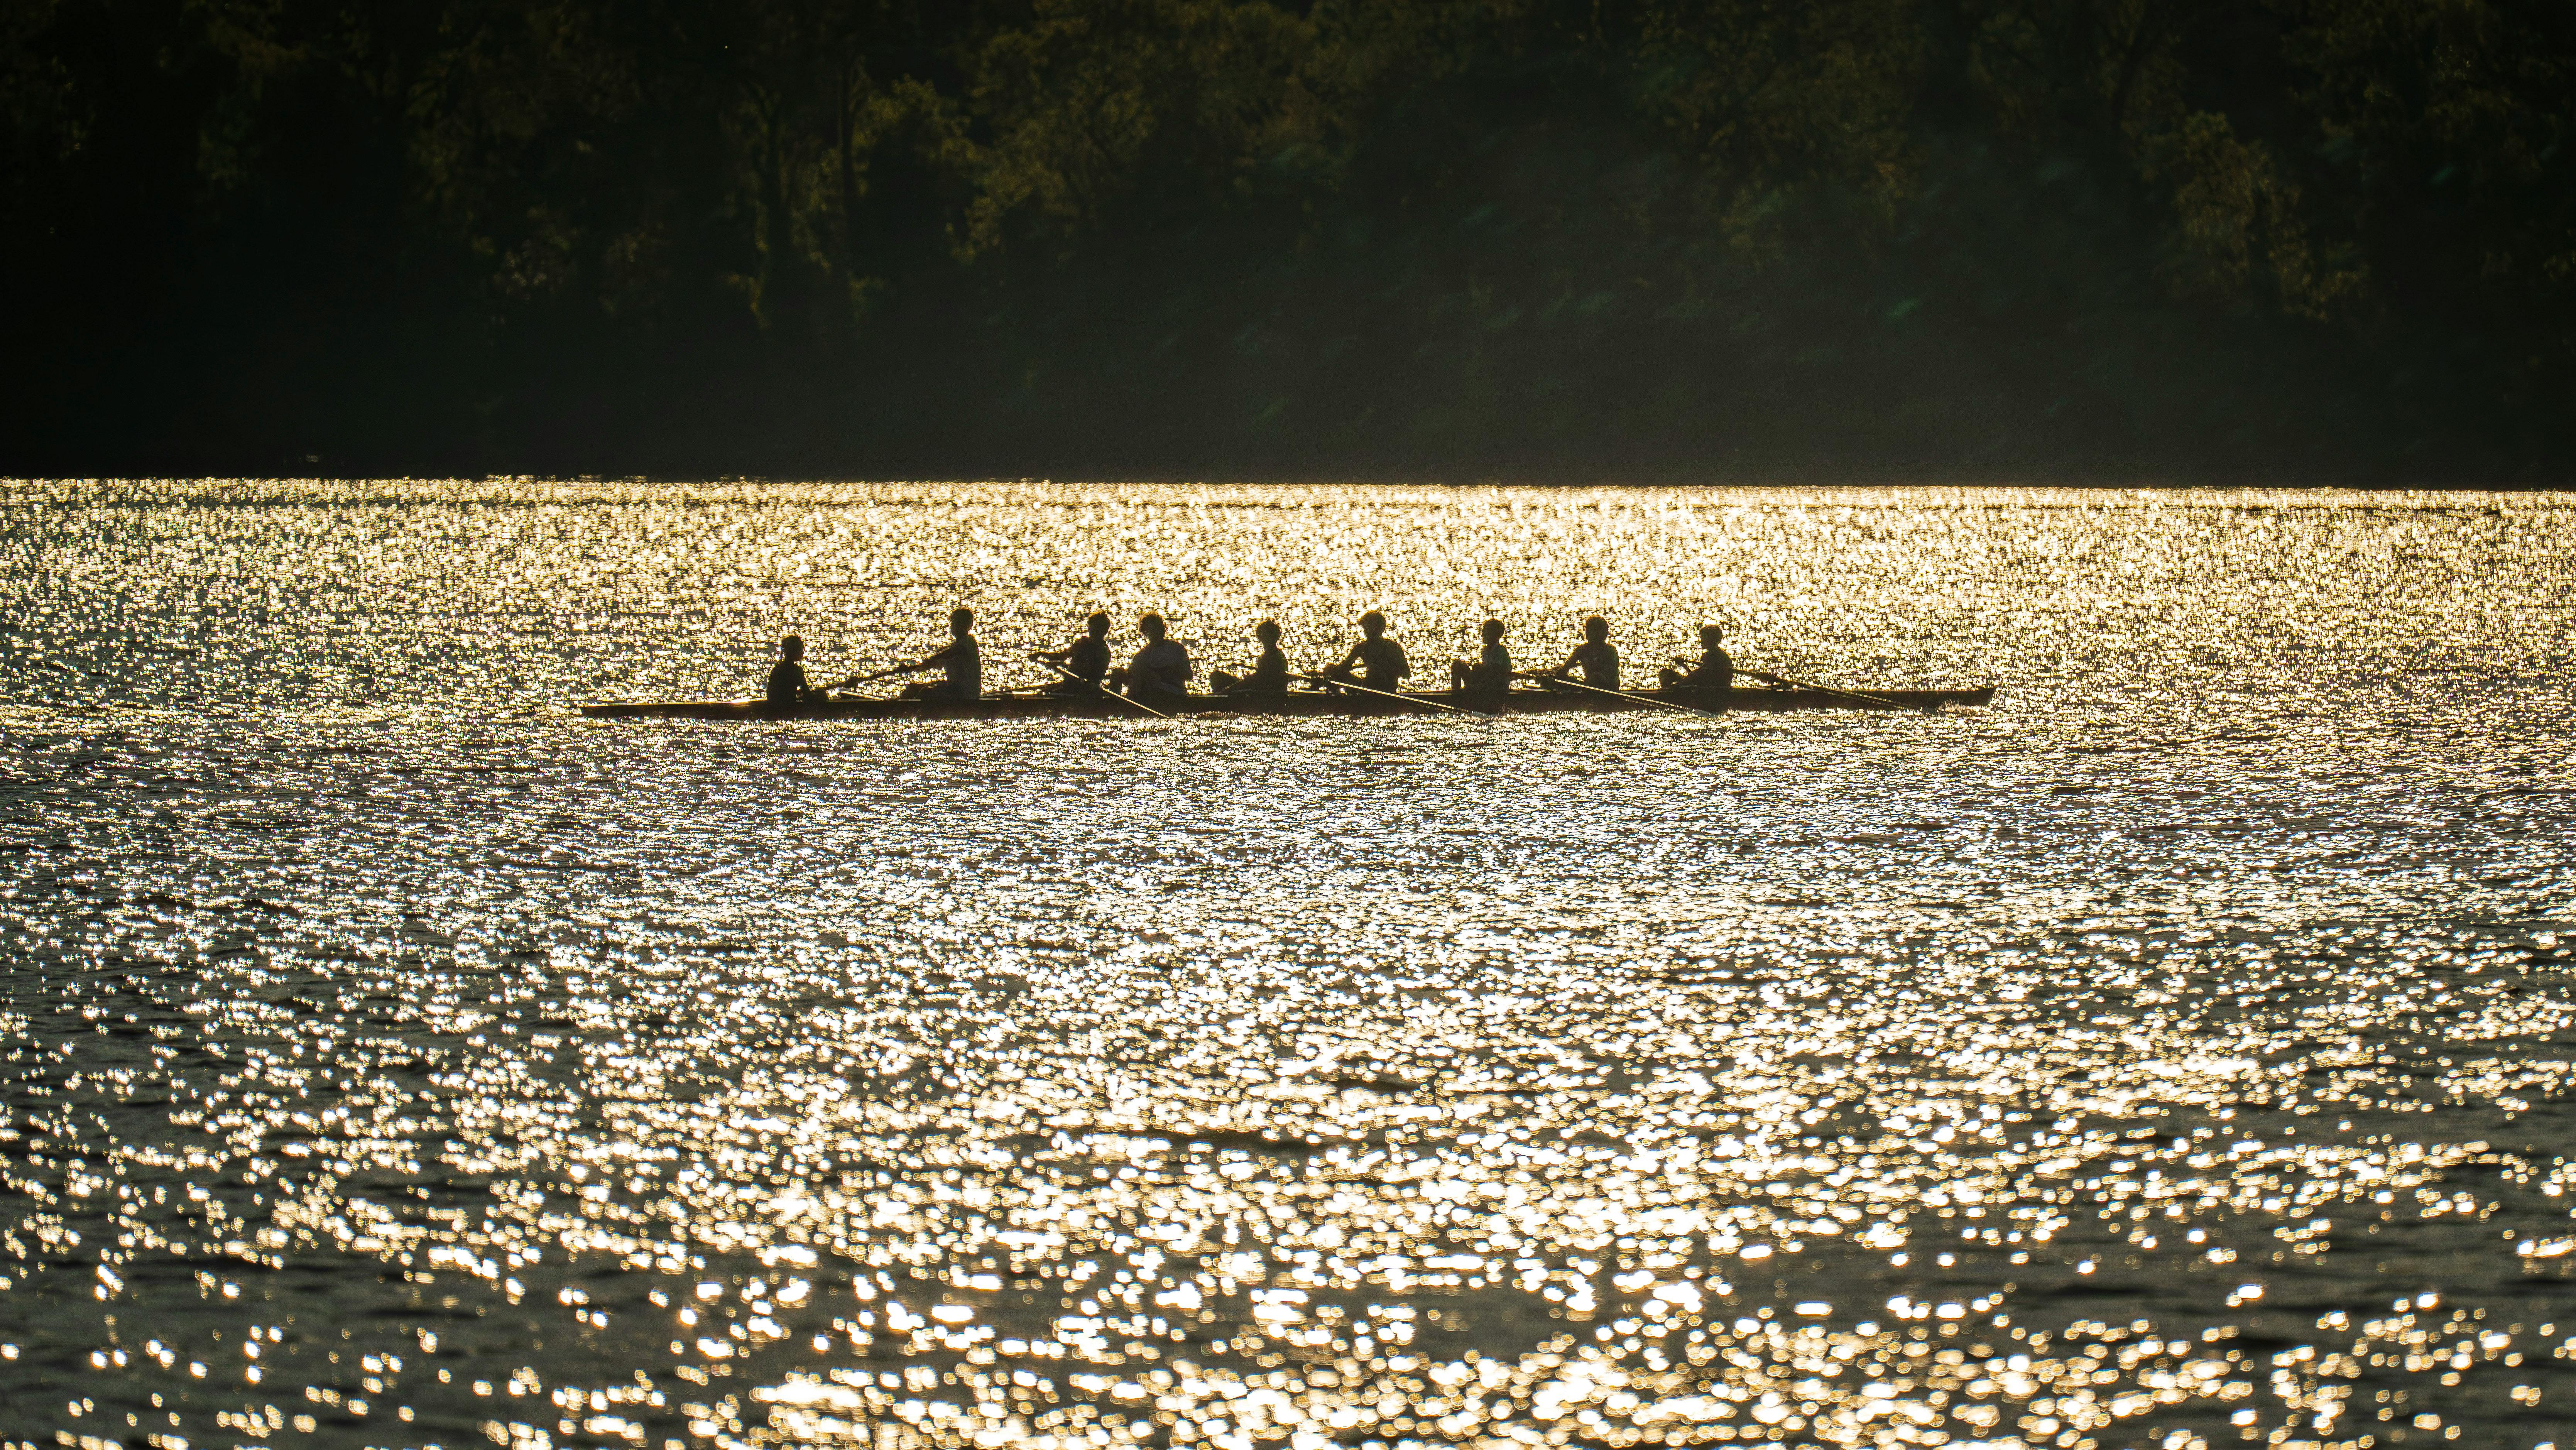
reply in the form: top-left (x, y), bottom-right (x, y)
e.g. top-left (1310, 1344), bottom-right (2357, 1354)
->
top-left (1450, 618), bottom-right (1512, 697)
top-left (1109, 612), bottom-right (1193, 704)
top-left (1660, 624), bottom-right (1734, 694)
top-left (766, 635), bottom-right (828, 705)
top-left (1537, 615), bottom-right (1619, 692)
top-left (1210, 620), bottom-right (1290, 698)
top-left (896, 608), bottom-right (983, 701)
top-left (1322, 610), bottom-right (1411, 693)
top-left (1036, 611), bottom-right (1112, 694)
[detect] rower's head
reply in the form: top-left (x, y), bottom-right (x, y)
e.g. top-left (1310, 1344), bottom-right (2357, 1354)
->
top-left (1085, 611), bottom-right (1111, 638)
top-left (779, 634), bottom-right (805, 661)
top-left (1700, 624), bottom-right (1725, 650)
top-left (950, 607), bottom-right (975, 637)
top-left (1358, 610), bottom-right (1387, 639)
top-left (1138, 611), bottom-right (1168, 642)
top-left (1481, 618), bottom-right (1506, 644)
top-left (1583, 615), bottom-right (1608, 644)
top-left (1255, 619), bottom-right (1282, 646)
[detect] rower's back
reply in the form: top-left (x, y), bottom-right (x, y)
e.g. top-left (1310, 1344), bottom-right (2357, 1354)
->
top-left (1577, 641), bottom-right (1617, 689)
top-left (1067, 631), bottom-right (1110, 683)
top-left (1126, 612), bottom-right (1193, 700)
top-left (1357, 637), bottom-right (1408, 690)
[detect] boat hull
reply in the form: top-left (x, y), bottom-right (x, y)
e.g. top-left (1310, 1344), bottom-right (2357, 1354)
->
top-left (579, 685), bottom-right (1996, 721)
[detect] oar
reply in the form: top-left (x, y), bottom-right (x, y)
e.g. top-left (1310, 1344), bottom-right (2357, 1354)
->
top-left (1741, 668), bottom-right (1912, 711)
top-left (1519, 671), bottom-right (1726, 720)
top-left (1040, 660), bottom-right (1171, 720)
top-left (1297, 671), bottom-right (1484, 716)
top-left (830, 662), bottom-right (915, 692)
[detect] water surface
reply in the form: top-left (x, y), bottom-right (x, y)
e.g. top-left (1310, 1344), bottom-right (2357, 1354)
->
top-left (4, 482), bottom-right (2573, 1450)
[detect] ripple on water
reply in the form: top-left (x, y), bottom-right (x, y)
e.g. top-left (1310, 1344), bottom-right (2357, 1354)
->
top-left (2, 482), bottom-right (2573, 1450)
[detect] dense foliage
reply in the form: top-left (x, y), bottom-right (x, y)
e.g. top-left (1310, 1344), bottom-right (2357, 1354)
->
top-left (4, 0), bottom-right (2569, 479)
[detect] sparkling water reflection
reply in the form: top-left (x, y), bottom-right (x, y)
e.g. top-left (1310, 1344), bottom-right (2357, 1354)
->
top-left (3, 482), bottom-right (2573, 1450)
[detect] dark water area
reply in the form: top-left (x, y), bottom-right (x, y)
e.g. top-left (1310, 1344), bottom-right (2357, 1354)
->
top-left (3, 482), bottom-right (2573, 1450)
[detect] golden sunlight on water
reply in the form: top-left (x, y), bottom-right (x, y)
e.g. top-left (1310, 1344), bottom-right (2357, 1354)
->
top-left (2, 482), bottom-right (2574, 1450)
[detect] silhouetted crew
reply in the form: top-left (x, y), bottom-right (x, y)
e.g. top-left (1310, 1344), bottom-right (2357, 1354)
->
top-left (1660, 624), bottom-right (1734, 693)
top-left (1323, 611), bottom-right (1411, 692)
top-left (897, 607), bottom-right (982, 701)
top-left (1540, 615), bottom-right (1619, 691)
top-left (1037, 612), bottom-right (1113, 694)
top-left (766, 635), bottom-right (825, 705)
top-left (1111, 612), bottom-right (1193, 703)
top-left (1210, 620), bottom-right (1290, 697)
top-left (1450, 618), bottom-right (1513, 696)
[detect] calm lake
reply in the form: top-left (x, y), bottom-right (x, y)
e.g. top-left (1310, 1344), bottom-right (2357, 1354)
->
top-left (3, 481), bottom-right (2572, 1450)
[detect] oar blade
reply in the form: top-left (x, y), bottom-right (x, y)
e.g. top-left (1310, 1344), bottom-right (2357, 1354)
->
top-left (1039, 659), bottom-right (1171, 718)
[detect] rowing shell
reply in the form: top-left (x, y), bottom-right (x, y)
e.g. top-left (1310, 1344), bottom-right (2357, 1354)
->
top-left (578, 684), bottom-right (1995, 721)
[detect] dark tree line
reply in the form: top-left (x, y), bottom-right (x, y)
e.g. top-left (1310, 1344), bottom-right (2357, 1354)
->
top-left (3, 0), bottom-right (2570, 480)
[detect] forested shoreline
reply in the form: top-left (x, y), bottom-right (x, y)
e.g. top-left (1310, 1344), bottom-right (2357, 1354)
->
top-left (3, 0), bottom-right (2569, 480)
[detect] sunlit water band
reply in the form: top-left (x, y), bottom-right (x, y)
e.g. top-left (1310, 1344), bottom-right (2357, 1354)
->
top-left (3, 482), bottom-right (2573, 1450)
